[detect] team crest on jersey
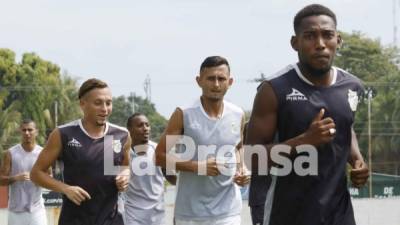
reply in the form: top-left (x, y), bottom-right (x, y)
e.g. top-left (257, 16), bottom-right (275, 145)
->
top-left (190, 121), bottom-right (201, 130)
top-left (286, 88), bottom-right (308, 101)
top-left (348, 89), bottom-right (359, 112)
top-left (231, 122), bottom-right (240, 134)
top-left (113, 140), bottom-right (122, 153)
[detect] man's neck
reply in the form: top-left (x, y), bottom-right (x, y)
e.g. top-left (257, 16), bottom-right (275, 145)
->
top-left (132, 140), bottom-right (149, 148)
top-left (132, 141), bottom-right (149, 155)
top-left (200, 96), bottom-right (224, 119)
top-left (81, 118), bottom-right (106, 138)
top-left (21, 142), bottom-right (36, 152)
top-left (298, 63), bottom-right (333, 87)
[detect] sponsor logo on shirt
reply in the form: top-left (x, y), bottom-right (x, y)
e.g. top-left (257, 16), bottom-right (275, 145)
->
top-left (286, 88), bottom-right (308, 101)
top-left (67, 138), bottom-right (82, 148)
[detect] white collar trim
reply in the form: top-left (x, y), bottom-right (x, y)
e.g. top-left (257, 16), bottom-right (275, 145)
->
top-left (79, 119), bottom-right (109, 139)
top-left (292, 63), bottom-right (337, 86)
top-left (196, 98), bottom-right (225, 121)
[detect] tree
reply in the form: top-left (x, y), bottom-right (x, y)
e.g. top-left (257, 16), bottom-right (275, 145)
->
top-left (15, 53), bottom-right (62, 143)
top-left (0, 102), bottom-right (21, 152)
top-left (0, 48), bottom-right (167, 154)
top-left (0, 49), bottom-right (21, 154)
top-left (109, 93), bottom-right (167, 142)
top-left (42, 73), bottom-right (82, 137)
top-left (0, 49), bottom-right (18, 108)
top-left (108, 95), bottom-right (133, 127)
top-left (335, 31), bottom-right (400, 174)
top-left (0, 49), bottom-right (82, 154)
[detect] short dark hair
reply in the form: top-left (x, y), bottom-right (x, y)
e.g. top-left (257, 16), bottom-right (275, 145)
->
top-left (126, 112), bottom-right (146, 129)
top-left (78, 78), bottom-right (108, 99)
top-left (21, 118), bottom-right (36, 128)
top-left (293, 4), bottom-right (337, 34)
top-left (200, 56), bottom-right (230, 73)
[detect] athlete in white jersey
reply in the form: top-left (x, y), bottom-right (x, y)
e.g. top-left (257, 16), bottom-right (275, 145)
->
top-left (155, 56), bottom-right (250, 225)
top-left (0, 119), bottom-right (48, 225)
top-left (123, 113), bottom-right (176, 225)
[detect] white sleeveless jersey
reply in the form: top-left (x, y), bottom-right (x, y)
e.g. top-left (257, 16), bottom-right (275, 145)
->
top-left (8, 144), bottom-right (44, 212)
top-left (174, 98), bottom-right (244, 220)
top-left (123, 141), bottom-right (165, 224)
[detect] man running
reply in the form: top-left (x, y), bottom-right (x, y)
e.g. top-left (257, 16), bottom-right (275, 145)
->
top-left (156, 56), bottom-right (250, 225)
top-left (246, 4), bottom-right (369, 225)
top-left (31, 78), bottom-right (131, 225)
top-left (0, 119), bottom-right (48, 225)
top-left (122, 113), bottom-right (176, 225)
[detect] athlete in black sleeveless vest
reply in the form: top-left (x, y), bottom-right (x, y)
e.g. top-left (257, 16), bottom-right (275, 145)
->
top-left (246, 4), bottom-right (369, 225)
top-left (31, 78), bottom-right (131, 225)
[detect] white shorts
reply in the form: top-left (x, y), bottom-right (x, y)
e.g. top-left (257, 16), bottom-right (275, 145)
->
top-left (8, 208), bottom-right (47, 225)
top-left (175, 215), bottom-right (241, 225)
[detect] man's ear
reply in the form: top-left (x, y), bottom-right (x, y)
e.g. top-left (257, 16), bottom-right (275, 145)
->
top-left (196, 75), bottom-right (201, 87)
top-left (291, 36), bottom-right (298, 51)
top-left (337, 34), bottom-right (343, 49)
top-left (79, 99), bottom-right (85, 109)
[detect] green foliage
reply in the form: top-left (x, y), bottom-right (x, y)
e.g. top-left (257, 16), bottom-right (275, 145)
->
top-left (53, 74), bottom-right (82, 126)
top-left (147, 113), bottom-right (168, 143)
top-left (109, 95), bottom-right (134, 127)
top-left (0, 48), bottom-right (167, 156)
top-left (0, 49), bottom-right (17, 109)
top-left (335, 31), bottom-right (400, 174)
top-left (336, 32), bottom-right (400, 82)
top-left (0, 49), bottom-right (82, 153)
top-left (0, 101), bottom-right (21, 152)
top-left (109, 93), bottom-right (167, 142)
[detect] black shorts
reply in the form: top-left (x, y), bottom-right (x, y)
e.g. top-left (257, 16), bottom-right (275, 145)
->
top-left (250, 204), bottom-right (264, 225)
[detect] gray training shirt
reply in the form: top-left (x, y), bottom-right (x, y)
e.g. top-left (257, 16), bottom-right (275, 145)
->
top-left (8, 144), bottom-right (44, 213)
top-left (174, 99), bottom-right (244, 221)
top-left (123, 141), bottom-right (166, 225)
